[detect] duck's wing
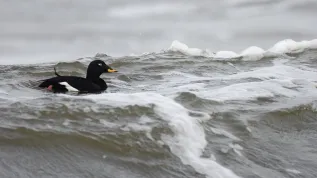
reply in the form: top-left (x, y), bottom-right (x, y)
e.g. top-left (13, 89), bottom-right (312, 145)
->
top-left (39, 76), bottom-right (101, 93)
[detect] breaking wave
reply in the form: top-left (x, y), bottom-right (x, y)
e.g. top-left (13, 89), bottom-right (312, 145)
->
top-left (168, 38), bottom-right (317, 61)
top-left (0, 38), bottom-right (316, 65)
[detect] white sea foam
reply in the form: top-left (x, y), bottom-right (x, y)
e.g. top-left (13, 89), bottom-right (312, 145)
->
top-left (140, 70), bottom-right (211, 95)
top-left (221, 64), bottom-right (317, 81)
top-left (62, 119), bottom-right (70, 126)
top-left (199, 75), bottom-right (317, 102)
top-left (168, 40), bottom-right (214, 57)
top-left (285, 169), bottom-right (301, 174)
top-left (240, 46), bottom-right (266, 61)
top-left (196, 80), bottom-right (292, 102)
top-left (221, 143), bottom-right (244, 157)
top-left (195, 62), bottom-right (317, 102)
top-left (99, 119), bottom-right (120, 128)
top-left (213, 51), bottom-right (238, 59)
top-left (210, 127), bottom-right (241, 141)
top-left (168, 39), bottom-right (317, 61)
top-left (64, 92), bottom-right (240, 178)
top-left (229, 143), bottom-right (244, 157)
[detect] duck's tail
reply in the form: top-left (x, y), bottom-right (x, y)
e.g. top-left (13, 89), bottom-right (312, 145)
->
top-left (54, 66), bottom-right (61, 77)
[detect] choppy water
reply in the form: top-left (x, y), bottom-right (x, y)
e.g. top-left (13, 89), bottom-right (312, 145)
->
top-left (1, 0), bottom-right (317, 178)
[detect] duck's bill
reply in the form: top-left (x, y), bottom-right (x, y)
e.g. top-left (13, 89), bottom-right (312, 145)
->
top-left (107, 69), bottom-right (118, 73)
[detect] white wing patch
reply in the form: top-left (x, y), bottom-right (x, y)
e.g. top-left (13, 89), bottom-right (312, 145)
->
top-left (59, 82), bottom-right (79, 92)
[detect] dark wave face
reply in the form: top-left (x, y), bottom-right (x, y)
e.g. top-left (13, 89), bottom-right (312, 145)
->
top-left (1, 47), bottom-right (317, 178)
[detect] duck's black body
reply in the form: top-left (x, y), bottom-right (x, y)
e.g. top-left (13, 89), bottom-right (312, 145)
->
top-left (38, 76), bottom-right (107, 94)
top-left (38, 60), bottom-right (117, 94)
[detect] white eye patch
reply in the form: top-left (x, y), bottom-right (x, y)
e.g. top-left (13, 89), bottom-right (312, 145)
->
top-left (98, 63), bottom-right (102, 66)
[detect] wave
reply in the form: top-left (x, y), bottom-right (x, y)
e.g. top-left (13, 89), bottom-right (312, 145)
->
top-left (192, 61), bottom-right (317, 102)
top-left (58, 92), bottom-right (241, 178)
top-left (0, 125), bottom-right (170, 158)
top-left (0, 38), bottom-right (316, 65)
top-left (168, 38), bottom-right (317, 61)
top-left (0, 90), bottom-right (241, 178)
top-left (266, 103), bottom-right (317, 121)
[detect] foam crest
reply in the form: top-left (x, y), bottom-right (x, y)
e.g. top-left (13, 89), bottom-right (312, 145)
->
top-left (169, 40), bottom-right (214, 57)
top-left (268, 39), bottom-right (310, 54)
top-left (1, 38), bottom-right (316, 65)
top-left (214, 51), bottom-right (239, 59)
top-left (240, 46), bottom-right (266, 61)
top-left (168, 39), bottom-right (317, 61)
top-left (66, 92), bottom-right (240, 178)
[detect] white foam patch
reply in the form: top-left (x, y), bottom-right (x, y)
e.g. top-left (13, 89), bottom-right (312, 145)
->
top-left (229, 143), bottom-right (244, 157)
top-left (195, 63), bottom-right (317, 102)
top-left (120, 123), bottom-right (152, 132)
top-left (169, 40), bottom-right (214, 57)
top-left (285, 169), bottom-right (301, 174)
top-left (168, 38), bottom-right (317, 61)
top-left (240, 46), bottom-right (266, 61)
top-left (220, 64), bottom-right (317, 81)
top-left (149, 71), bottom-right (211, 95)
top-left (197, 80), bottom-right (299, 102)
top-left (100, 120), bottom-right (119, 128)
top-left (214, 51), bottom-right (239, 59)
top-left (64, 92), bottom-right (240, 178)
top-left (221, 143), bottom-right (244, 157)
top-left (62, 119), bottom-right (70, 126)
top-left (121, 122), bottom-right (155, 141)
top-left (268, 39), bottom-right (317, 54)
top-left (210, 127), bottom-right (241, 141)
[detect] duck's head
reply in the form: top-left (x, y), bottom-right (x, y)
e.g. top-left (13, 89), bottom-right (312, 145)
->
top-left (86, 60), bottom-right (117, 79)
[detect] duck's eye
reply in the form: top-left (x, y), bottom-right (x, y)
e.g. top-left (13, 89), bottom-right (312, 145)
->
top-left (98, 63), bottom-right (102, 66)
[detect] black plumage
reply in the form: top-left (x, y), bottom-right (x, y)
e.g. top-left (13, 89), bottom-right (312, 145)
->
top-left (38, 60), bottom-right (117, 94)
